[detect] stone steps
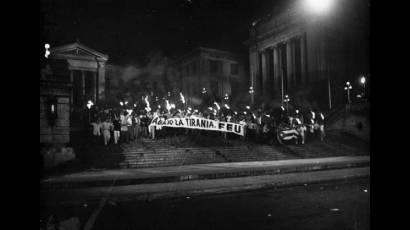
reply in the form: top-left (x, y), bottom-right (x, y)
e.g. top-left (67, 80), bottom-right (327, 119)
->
top-left (116, 138), bottom-right (303, 168)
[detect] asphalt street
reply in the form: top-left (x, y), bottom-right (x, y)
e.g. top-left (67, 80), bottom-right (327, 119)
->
top-left (40, 178), bottom-right (369, 230)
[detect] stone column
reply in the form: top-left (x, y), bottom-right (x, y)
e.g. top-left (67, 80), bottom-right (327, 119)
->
top-left (273, 46), bottom-right (280, 90)
top-left (291, 39), bottom-right (297, 87)
top-left (261, 49), bottom-right (267, 96)
top-left (300, 34), bottom-right (308, 84)
top-left (81, 71), bottom-right (86, 100)
top-left (69, 70), bottom-right (74, 110)
top-left (249, 48), bottom-right (257, 90)
top-left (92, 71), bottom-right (97, 102)
top-left (97, 62), bottom-right (106, 100)
top-left (286, 40), bottom-right (293, 88)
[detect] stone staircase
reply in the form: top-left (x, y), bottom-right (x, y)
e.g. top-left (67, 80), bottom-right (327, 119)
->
top-left (282, 131), bottom-right (369, 159)
top-left (117, 138), bottom-right (293, 169)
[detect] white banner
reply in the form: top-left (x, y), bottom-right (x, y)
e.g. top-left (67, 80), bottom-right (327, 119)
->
top-left (149, 116), bottom-right (245, 136)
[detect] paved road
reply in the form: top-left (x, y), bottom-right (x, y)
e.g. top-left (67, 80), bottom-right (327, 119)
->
top-left (40, 178), bottom-right (369, 230)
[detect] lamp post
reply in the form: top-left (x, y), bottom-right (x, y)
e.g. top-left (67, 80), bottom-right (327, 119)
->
top-left (249, 86), bottom-right (254, 105)
top-left (283, 94), bottom-right (290, 111)
top-left (360, 75), bottom-right (366, 97)
top-left (44, 43), bottom-right (50, 58)
top-left (344, 81), bottom-right (352, 105)
top-left (224, 93), bottom-right (229, 101)
top-left (304, 0), bottom-right (335, 111)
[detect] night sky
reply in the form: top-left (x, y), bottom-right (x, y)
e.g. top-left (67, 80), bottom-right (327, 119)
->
top-left (41, 0), bottom-right (287, 65)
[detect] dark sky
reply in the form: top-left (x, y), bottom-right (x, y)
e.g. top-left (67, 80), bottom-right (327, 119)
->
top-left (41, 0), bottom-right (286, 65)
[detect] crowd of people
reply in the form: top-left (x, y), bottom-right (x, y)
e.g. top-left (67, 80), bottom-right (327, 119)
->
top-left (87, 104), bottom-right (326, 147)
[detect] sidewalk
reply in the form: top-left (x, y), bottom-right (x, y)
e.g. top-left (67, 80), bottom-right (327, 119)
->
top-left (41, 156), bottom-right (369, 190)
top-left (41, 167), bottom-right (369, 206)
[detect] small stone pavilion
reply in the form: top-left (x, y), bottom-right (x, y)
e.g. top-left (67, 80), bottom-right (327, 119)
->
top-left (40, 41), bottom-right (109, 144)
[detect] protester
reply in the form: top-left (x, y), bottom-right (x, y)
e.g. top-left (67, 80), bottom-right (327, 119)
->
top-left (90, 118), bottom-right (101, 144)
top-left (100, 118), bottom-right (113, 146)
top-left (113, 116), bottom-right (121, 145)
top-left (120, 111), bottom-right (130, 144)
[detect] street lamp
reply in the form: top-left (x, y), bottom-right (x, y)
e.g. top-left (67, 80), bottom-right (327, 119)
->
top-left (44, 43), bottom-right (50, 58)
top-left (224, 93), bottom-right (229, 101)
top-left (344, 81), bottom-right (352, 104)
top-left (249, 86), bottom-right (254, 105)
top-left (360, 75), bottom-right (366, 96)
top-left (283, 94), bottom-right (290, 111)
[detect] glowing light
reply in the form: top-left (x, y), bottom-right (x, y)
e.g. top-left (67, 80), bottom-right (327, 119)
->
top-left (246, 106), bottom-right (250, 110)
top-left (124, 101), bottom-right (128, 105)
top-left (194, 109), bottom-right (198, 113)
top-left (180, 92), bottom-right (185, 104)
top-left (208, 107), bottom-right (213, 111)
top-left (51, 105), bottom-right (55, 112)
top-left (284, 95), bottom-right (290, 103)
top-left (214, 102), bottom-right (220, 110)
top-left (134, 104), bottom-right (137, 107)
top-left (224, 104), bottom-right (230, 110)
top-left (234, 111), bottom-right (238, 115)
top-left (360, 76), bottom-right (366, 84)
top-left (265, 114), bottom-right (270, 118)
top-left (144, 96), bottom-right (150, 107)
top-left (44, 43), bottom-right (50, 58)
top-left (158, 105), bottom-right (161, 109)
top-left (296, 109), bottom-right (299, 114)
top-left (249, 86), bottom-right (254, 94)
top-left (243, 111), bottom-right (247, 115)
top-left (304, 0), bottom-right (334, 14)
top-left (166, 100), bottom-right (171, 112)
top-left (86, 100), bottom-right (93, 109)
top-left (120, 102), bottom-right (124, 106)
top-left (126, 109), bottom-right (133, 115)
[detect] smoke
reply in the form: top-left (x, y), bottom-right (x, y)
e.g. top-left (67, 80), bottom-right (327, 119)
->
top-left (108, 50), bottom-right (177, 100)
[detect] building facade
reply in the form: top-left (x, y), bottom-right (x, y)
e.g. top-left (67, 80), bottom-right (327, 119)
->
top-left (247, 0), bottom-right (369, 106)
top-left (173, 47), bottom-right (247, 102)
top-left (40, 41), bottom-right (109, 143)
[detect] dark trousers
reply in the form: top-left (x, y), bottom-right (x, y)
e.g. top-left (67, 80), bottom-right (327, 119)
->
top-left (121, 130), bottom-right (129, 143)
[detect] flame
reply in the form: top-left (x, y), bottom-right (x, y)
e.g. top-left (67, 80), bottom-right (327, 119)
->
top-left (214, 102), bottom-right (220, 110)
top-left (144, 96), bottom-right (151, 112)
top-left (166, 100), bottom-right (171, 112)
top-left (180, 92), bottom-right (185, 104)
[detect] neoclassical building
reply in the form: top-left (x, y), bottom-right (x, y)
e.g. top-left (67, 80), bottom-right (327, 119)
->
top-left (173, 47), bottom-right (247, 102)
top-left (40, 41), bottom-right (109, 143)
top-left (247, 0), bottom-right (369, 106)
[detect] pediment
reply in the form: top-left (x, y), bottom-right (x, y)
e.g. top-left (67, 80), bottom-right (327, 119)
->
top-left (49, 42), bottom-right (109, 62)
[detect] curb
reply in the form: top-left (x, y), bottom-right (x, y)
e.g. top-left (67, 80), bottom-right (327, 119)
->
top-left (42, 167), bottom-right (370, 206)
top-left (41, 157), bottom-right (369, 190)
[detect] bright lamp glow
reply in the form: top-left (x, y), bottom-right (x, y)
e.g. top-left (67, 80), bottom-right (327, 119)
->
top-left (360, 76), bottom-right (366, 84)
top-left (305, 0), bottom-right (333, 14)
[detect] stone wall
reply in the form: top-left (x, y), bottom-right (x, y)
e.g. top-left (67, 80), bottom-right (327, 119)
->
top-left (40, 81), bottom-right (72, 144)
